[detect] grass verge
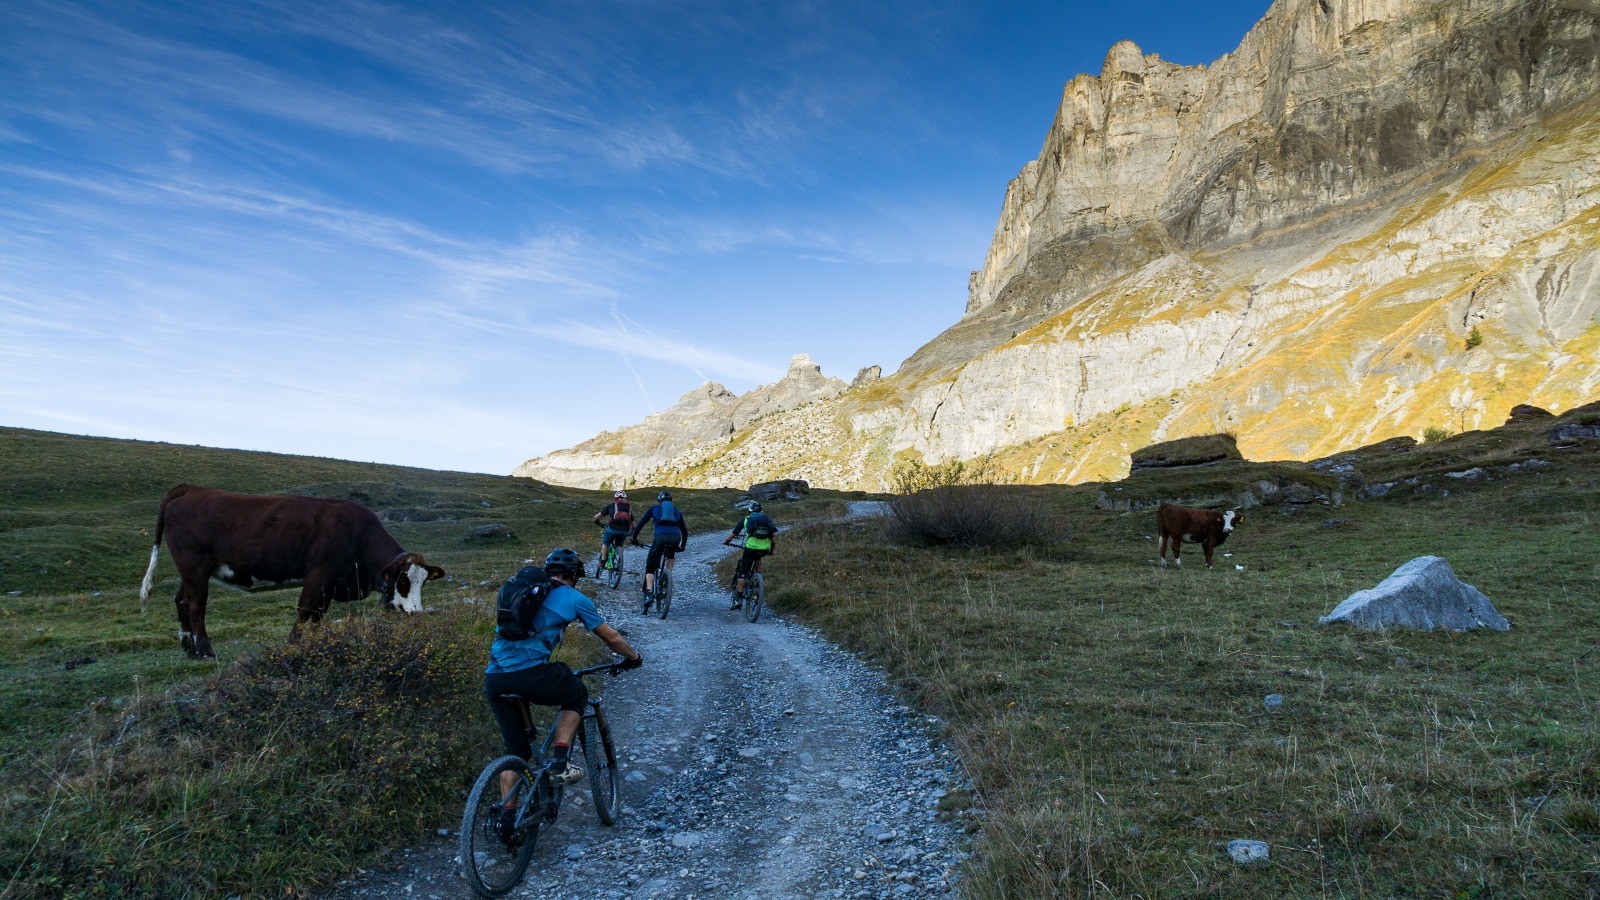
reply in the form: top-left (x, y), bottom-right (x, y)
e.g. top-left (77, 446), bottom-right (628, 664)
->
top-left (764, 451), bottom-right (1600, 896)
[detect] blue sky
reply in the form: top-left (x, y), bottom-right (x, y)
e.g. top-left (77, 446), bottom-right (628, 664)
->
top-left (0, 0), bottom-right (1270, 474)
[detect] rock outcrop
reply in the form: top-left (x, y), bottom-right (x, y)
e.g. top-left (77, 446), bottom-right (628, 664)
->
top-left (517, 0), bottom-right (1600, 490)
top-left (514, 355), bottom-right (846, 489)
top-left (1318, 556), bottom-right (1511, 631)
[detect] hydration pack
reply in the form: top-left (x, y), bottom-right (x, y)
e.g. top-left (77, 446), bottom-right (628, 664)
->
top-left (610, 500), bottom-right (632, 527)
top-left (659, 501), bottom-right (684, 527)
top-left (745, 513), bottom-right (776, 539)
top-left (496, 565), bottom-right (554, 641)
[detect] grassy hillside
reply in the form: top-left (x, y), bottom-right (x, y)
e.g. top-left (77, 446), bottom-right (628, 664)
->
top-left (758, 412), bottom-right (1600, 896)
top-left (0, 427), bottom-right (814, 896)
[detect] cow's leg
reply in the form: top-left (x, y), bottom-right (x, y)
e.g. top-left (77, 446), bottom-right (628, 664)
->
top-left (172, 584), bottom-right (194, 654)
top-left (291, 578), bottom-right (332, 643)
top-left (1203, 538), bottom-right (1215, 569)
top-left (1157, 529), bottom-right (1169, 567)
top-left (183, 575), bottom-right (216, 659)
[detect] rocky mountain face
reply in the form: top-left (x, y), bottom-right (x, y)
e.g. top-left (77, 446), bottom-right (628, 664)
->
top-left (515, 0), bottom-right (1600, 491)
top-left (514, 355), bottom-right (846, 488)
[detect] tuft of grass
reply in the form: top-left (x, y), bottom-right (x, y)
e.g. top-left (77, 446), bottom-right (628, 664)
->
top-left (1465, 325), bottom-right (1484, 349)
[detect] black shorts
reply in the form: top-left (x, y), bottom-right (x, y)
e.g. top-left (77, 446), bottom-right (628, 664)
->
top-left (484, 661), bottom-right (588, 759)
top-left (735, 547), bottom-right (770, 578)
top-left (646, 533), bottom-right (682, 574)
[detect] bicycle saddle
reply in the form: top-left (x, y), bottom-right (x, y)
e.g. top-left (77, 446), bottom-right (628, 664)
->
top-left (496, 693), bottom-right (529, 703)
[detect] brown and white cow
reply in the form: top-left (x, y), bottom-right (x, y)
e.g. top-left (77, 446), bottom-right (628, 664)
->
top-left (1156, 502), bottom-right (1242, 569)
top-left (138, 484), bottom-right (445, 658)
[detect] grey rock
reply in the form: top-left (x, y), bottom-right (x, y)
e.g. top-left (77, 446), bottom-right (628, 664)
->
top-left (625, 771), bottom-right (648, 783)
top-left (464, 523), bottom-right (515, 542)
top-left (1319, 556), bottom-right (1510, 632)
top-left (670, 832), bottom-right (704, 849)
top-left (749, 479), bottom-right (811, 501)
top-left (1227, 839), bottom-right (1270, 864)
top-left (1263, 693), bottom-right (1283, 712)
top-left (1550, 423), bottom-right (1600, 445)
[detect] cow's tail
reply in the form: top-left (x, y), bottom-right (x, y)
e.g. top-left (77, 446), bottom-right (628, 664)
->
top-left (139, 487), bottom-right (178, 612)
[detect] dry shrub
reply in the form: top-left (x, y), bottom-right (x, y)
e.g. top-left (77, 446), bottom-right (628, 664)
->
top-left (1, 608), bottom-right (496, 897)
top-left (887, 484), bottom-right (1065, 550)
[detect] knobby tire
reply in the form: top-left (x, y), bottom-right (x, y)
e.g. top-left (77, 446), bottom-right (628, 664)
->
top-left (744, 571), bottom-right (763, 623)
top-left (608, 546), bottom-right (624, 589)
top-left (656, 568), bottom-right (672, 619)
top-left (459, 755), bottom-right (540, 897)
top-left (582, 708), bottom-right (622, 825)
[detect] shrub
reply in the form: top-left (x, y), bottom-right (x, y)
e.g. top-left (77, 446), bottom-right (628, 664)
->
top-left (0, 608), bottom-right (502, 896)
top-left (887, 484), bottom-right (1066, 550)
top-left (1465, 326), bottom-right (1484, 350)
top-left (1421, 426), bottom-right (1453, 443)
top-left (890, 457), bottom-right (1002, 494)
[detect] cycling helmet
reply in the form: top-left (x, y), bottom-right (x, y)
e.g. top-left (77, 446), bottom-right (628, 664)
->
top-left (657, 490), bottom-right (672, 501)
top-left (748, 501), bottom-right (763, 512)
top-left (613, 490), bottom-right (627, 500)
top-left (544, 548), bottom-right (585, 579)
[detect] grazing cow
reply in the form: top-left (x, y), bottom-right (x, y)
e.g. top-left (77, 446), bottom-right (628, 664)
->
top-left (1156, 503), bottom-right (1243, 569)
top-left (138, 484), bottom-right (445, 658)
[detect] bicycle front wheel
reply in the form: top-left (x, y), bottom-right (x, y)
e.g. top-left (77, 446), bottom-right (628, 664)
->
top-left (656, 569), bottom-right (672, 619)
top-left (582, 708), bottom-right (622, 825)
top-left (745, 572), bottom-right (763, 623)
top-left (609, 546), bottom-right (624, 589)
top-left (459, 755), bottom-right (540, 897)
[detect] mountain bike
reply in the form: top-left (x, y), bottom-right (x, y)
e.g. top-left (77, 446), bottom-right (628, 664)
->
top-left (642, 565), bottom-right (672, 619)
top-left (740, 570), bottom-right (764, 623)
top-left (595, 541), bottom-right (624, 589)
top-left (459, 663), bottom-right (626, 897)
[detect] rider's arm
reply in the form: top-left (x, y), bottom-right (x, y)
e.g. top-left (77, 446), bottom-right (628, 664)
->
top-left (592, 623), bottom-right (640, 662)
top-left (593, 508), bottom-right (607, 525)
top-left (630, 506), bottom-right (654, 541)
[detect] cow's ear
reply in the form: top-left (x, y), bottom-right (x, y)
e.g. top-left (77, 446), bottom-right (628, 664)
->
top-left (425, 564), bottom-right (446, 581)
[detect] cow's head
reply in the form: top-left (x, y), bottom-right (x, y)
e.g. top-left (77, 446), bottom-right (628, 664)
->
top-left (381, 552), bottom-right (445, 613)
top-left (1222, 509), bottom-right (1242, 532)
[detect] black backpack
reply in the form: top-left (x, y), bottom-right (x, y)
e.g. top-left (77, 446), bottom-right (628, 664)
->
top-left (745, 513), bottom-right (776, 539)
top-left (496, 565), bottom-right (554, 641)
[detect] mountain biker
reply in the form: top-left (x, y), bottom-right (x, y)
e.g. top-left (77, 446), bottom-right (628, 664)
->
top-left (724, 501), bottom-right (777, 609)
top-left (592, 490), bottom-right (633, 574)
top-left (629, 490), bottom-right (688, 610)
top-left (483, 548), bottom-right (641, 804)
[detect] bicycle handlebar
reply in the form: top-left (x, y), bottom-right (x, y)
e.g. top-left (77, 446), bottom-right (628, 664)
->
top-left (572, 660), bottom-right (630, 678)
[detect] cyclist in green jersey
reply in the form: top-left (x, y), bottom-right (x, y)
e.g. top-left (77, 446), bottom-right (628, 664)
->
top-left (723, 502), bottom-right (777, 609)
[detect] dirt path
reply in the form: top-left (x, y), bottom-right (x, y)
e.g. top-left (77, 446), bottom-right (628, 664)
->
top-left (328, 521), bottom-right (968, 899)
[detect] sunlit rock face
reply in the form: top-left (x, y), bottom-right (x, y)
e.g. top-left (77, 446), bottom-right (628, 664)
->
top-left (517, 0), bottom-right (1600, 490)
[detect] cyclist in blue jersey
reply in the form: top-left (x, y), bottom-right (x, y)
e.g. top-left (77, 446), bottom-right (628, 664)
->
top-left (483, 548), bottom-right (641, 800)
top-left (629, 490), bottom-right (689, 610)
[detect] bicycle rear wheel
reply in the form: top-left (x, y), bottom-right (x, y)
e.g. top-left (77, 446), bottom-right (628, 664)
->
top-left (609, 546), bottom-right (624, 589)
top-left (459, 755), bottom-right (540, 897)
top-left (744, 572), bottom-right (763, 623)
top-left (581, 708), bottom-right (622, 825)
top-left (656, 569), bottom-right (672, 619)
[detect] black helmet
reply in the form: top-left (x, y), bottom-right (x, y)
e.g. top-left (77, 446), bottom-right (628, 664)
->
top-left (748, 501), bottom-right (763, 512)
top-left (657, 490), bottom-right (672, 501)
top-left (544, 548), bottom-right (585, 579)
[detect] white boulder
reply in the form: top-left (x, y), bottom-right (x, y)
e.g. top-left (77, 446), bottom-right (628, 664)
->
top-left (1318, 557), bottom-right (1509, 632)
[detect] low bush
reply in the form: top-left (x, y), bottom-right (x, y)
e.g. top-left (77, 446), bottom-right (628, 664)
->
top-left (1421, 425), bottom-right (1453, 443)
top-left (887, 485), bottom-right (1066, 550)
top-left (889, 457), bottom-right (1003, 494)
top-left (0, 607), bottom-right (507, 897)
top-left (1465, 325), bottom-right (1484, 349)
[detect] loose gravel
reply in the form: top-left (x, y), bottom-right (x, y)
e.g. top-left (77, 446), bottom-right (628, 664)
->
top-left (327, 525), bottom-right (970, 899)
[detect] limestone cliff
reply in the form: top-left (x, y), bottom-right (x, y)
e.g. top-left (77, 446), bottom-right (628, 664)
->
top-left (516, 0), bottom-right (1600, 490)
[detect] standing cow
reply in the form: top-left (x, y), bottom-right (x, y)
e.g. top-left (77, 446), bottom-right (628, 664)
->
top-left (138, 484), bottom-right (446, 658)
top-left (1156, 503), bottom-right (1243, 569)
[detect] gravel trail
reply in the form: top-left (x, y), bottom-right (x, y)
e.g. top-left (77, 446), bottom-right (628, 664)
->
top-left (329, 520), bottom-right (968, 899)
